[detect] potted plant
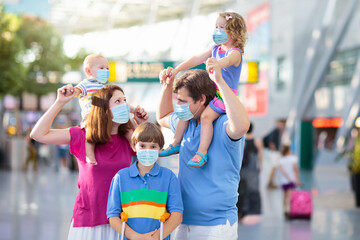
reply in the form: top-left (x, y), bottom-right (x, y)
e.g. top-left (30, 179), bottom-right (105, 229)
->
top-left (349, 129), bottom-right (360, 207)
top-left (336, 128), bottom-right (360, 208)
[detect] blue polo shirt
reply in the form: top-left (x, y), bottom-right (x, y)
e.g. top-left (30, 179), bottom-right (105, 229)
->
top-left (169, 112), bottom-right (245, 226)
top-left (107, 161), bottom-right (183, 240)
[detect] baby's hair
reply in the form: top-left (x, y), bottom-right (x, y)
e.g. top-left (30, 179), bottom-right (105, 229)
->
top-left (131, 122), bottom-right (165, 149)
top-left (83, 54), bottom-right (106, 72)
top-left (219, 12), bottom-right (247, 53)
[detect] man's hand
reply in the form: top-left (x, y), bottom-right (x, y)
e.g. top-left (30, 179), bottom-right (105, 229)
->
top-left (159, 67), bottom-right (176, 85)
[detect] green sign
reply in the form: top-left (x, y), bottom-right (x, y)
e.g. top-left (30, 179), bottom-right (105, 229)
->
top-left (127, 61), bottom-right (175, 82)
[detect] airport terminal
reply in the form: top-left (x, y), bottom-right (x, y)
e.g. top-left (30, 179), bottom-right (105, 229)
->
top-left (0, 0), bottom-right (359, 239)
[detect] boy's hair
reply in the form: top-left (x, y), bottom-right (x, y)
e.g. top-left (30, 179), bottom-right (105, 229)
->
top-left (281, 145), bottom-right (291, 156)
top-left (86, 85), bottom-right (132, 144)
top-left (173, 69), bottom-right (216, 107)
top-left (131, 122), bottom-right (165, 149)
top-left (219, 12), bottom-right (247, 53)
top-left (83, 54), bottom-right (106, 74)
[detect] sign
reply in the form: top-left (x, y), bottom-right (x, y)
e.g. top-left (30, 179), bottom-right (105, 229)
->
top-left (312, 118), bottom-right (343, 128)
top-left (240, 61), bottom-right (259, 84)
top-left (242, 1), bottom-right (270, 116)
top-left (126, 61), bottom-right (175, 82)
top-left (108, 61), bottom-right (117, 82)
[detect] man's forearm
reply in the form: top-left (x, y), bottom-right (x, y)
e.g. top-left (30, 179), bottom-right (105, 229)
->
top-left (217, 79), bottom-right (249, 139)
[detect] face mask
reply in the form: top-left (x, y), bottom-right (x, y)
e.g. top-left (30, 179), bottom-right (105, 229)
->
top-left (212, 29), bottom-right (228, 45)
top-left (175, 103), bottom-right (200, 121)
top-left (96, 69), bottom-right (109, 84)
top-left (111, 103), bottom-right (130, 124)
top-left (137, 149), bottom-right (159, 166)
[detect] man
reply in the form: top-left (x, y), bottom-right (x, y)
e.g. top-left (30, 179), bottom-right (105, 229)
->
top-left (263, 119), bottom-right (286, 189)
top-left (157, 59), bottom-right (250, 240)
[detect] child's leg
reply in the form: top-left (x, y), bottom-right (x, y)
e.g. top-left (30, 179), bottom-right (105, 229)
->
top-left (190, 106), bottom-right (220, 165)
top-left (283, 188), bottom-right (293, 214)
top-left (169, 119), bottom-right (189, 149)
top-left (159, 120), bottom-right (188, 157)
top-left (85, 140), bottom-right (97, 165)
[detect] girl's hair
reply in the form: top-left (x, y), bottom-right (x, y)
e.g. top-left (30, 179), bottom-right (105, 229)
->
top-left (131, 122), bottom-right (165, 149)
top-left (219, 12), bottom-right (248, 53)
top-left (281, 145), bottom-right (291, 156)
top-left (86, 85), bottom-right (132, 144)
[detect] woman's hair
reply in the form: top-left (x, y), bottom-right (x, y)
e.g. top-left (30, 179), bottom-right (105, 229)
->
top-left (173, 69), bottom-right (216, 106)
top-left (131, 122), bottom-right (164, 149)
top-left (281, 145), bottom-right (291, 156)
top-left (86, 85), bottom-right (132, 144)
top-left (219, 12), bottom-right (248, 53)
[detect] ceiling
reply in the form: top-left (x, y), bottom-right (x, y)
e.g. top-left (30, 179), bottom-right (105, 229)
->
top-left (49, 0), bottom-right (239, 35)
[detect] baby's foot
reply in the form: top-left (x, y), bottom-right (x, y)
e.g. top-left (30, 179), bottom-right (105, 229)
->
top-left (86, 156), bottom-right (98, 165)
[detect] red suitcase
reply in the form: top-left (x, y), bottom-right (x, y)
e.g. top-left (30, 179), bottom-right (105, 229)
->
top-left (289, 190), bottom-right (312, 219)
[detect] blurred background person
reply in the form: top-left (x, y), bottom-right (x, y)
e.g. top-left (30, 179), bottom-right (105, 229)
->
top-left (263, 119), bottom-right (286, 189)
top-left (237, 122), bottom-right (263, 225)
top-left (22, 127), bottom-right (38, 172)
top-left (278, 145), bottom-right (301, 217)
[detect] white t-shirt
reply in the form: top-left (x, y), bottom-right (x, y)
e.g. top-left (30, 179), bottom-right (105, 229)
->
top-left (278, 155), bottom-right (298, 185)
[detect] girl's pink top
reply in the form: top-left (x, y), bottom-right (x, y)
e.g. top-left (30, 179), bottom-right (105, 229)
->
top-left (69, 126), bottom-right (134, 227)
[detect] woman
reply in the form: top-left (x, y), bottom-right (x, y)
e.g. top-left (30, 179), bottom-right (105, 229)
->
top-left (30, 84), bottom-right (148, 240)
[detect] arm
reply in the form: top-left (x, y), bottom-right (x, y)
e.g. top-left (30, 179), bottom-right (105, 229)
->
top-left (73, 86), bottom-right (82, 98)
top-left (174, 49), bottom-right (212, 72)
top-left (30, 84), bottom-right (76, 144)
top-left (161, 49), bottom-right (212, 84)
top-left (109, 217), bottom-right (155, 240)
top-left (213, 50), bottom-right (242, 69)
top-left (156, 67), bottom-right (176, 129)
top-left (151, 212), bottom-right (182, 240)
top-left (293, 163), bottom-right (301, 186)
top-left (255, 138), bottom-right (264, 170)
top-left (206, 58), bottom-right (250, 140)
top-left (278, 165), bottom-right (293, 183)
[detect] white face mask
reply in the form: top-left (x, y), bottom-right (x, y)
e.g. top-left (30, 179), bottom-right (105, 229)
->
top-left (111, 103), bottom-right (130, 124)
top-left (96, 69), bottom-right (109, 83)
top-left (137, 149), bottom-right (159, 166)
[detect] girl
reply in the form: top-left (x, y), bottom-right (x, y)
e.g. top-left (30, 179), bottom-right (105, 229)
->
top-left (30, 84), bottom-right (148, 240)
top-left (159, 12), bottom-right (247, 167)
top-left (278, 145), bottom-right (301, 216)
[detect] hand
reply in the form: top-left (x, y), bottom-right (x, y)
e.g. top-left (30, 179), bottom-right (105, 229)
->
top-left (132, 230), bottom-right (157, 240)
top-left (205, 58), bottom-right (222, 83)
top-left (133, 105), bottom-right (149, 125)
top-left (159, 67), bottom-right (176, 85)
top-left (296, 181), bottom-right (302, 187)
top-left (129, 104), bottom-right (136, 113)
top-left (56, 84), bottom-right (76, 104)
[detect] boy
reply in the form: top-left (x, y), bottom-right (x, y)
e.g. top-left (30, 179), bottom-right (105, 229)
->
top-left (107, 122), bottom-right (183, 240)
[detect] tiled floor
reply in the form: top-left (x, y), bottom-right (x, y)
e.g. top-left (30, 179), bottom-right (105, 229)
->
top-left (0, 149), bottom-right (359, 240)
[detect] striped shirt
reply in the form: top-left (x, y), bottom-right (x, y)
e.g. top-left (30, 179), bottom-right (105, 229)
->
top-left (75, 79), bottom-right (105, 124)
top-left (107, 162), bottom-right (183, 240)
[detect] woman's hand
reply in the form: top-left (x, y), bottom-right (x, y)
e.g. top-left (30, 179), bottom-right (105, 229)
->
top-left (56, 84), bottom-right (77, 105)
top-left (133, 105), bottom-right (149, 125)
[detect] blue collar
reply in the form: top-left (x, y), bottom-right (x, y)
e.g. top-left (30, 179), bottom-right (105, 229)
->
top-left (129, 161), bottom-right (160, 178)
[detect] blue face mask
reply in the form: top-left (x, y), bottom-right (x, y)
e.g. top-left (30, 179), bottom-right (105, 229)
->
top-left (96, 69), bottom-right (109, 84)
top-left (175, 103), bottom-right (200, 121)
top-left (137, 149), bottom-right (159, 166)
top-left (111, 103), bottom-right (130, 124)
top-left (213, 29), bottom-right (228, 45)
